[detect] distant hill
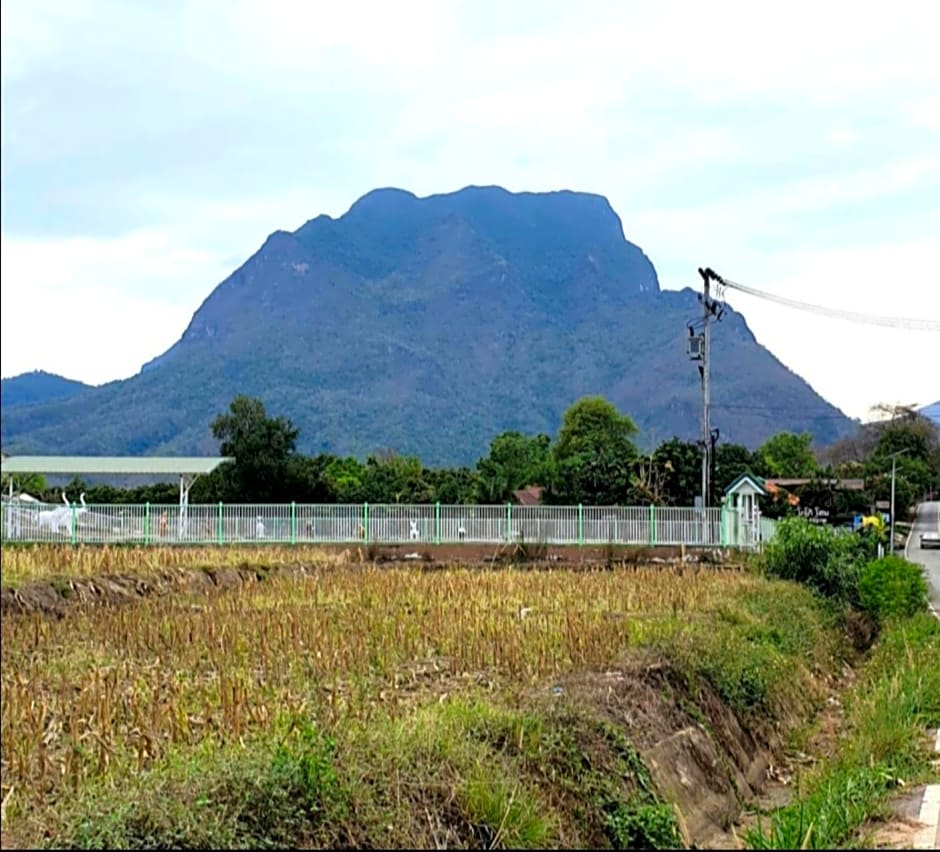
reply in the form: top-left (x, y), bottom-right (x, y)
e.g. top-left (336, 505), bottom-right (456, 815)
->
top-left (1, 370), bottom-right (92, 409)
top-left (921, 401), bottom-right (940, 428)
top-left (0, 186), bottom-right (858, 466)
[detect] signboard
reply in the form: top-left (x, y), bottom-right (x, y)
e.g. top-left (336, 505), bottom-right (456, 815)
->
top-left (797, 506), bottom-right (830, 525)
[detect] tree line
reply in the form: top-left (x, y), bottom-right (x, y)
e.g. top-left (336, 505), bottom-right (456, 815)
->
top-left (6, 395), bottom-right (939, 518)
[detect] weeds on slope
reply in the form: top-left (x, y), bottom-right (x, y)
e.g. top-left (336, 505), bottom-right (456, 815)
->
top-left (745, 612), bottom-right (940, 850)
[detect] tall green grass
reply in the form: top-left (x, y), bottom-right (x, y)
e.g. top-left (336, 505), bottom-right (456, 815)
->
top-left (746, 613), bottom-right (940, 850)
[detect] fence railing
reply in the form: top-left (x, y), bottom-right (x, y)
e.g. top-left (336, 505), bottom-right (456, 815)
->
top-left (0, 499), bottom-right (776, 549)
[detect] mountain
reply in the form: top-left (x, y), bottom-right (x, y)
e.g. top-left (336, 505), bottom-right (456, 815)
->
top-left (921, 401), bottom-right (940, 428)
top-left (0, 186), bottom-right (858, 466)
top-left (1, 370), bottom-right (93, 409)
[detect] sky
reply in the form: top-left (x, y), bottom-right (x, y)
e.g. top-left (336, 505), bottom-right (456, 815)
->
top-left (1, 0), bottom-right (938, 424)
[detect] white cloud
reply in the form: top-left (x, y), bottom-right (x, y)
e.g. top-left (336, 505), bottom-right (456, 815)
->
top-left (907, 96), bottom-right (940, 132)
top-left (0, 231), bottom-right (231, 383)
top-left (2, 0), bottom-right (939, 426)
top-left (183, 0), bottom-right (940, 105)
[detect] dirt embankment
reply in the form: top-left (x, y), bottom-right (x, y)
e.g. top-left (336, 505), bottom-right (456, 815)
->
top-left (560, 661), bottom-right (785, 848)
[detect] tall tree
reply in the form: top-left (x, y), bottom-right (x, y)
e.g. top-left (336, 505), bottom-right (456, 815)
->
top-left (863, 408), bottom-right (940, 515)
top-left (322, 456), bottom-right (366, 503)
top-left (754, 432), bottom-right (818, 479)
top-left (475, 431), bottom-right (552, 503)
top-left (549, 396), bottom-right (639, 505)
top-left (714, 443), bottom-right (755, 493)
top-left (209, 395), bottom-right (300, 502)
top-left (285, 454), bottom-right (337, 503)
top-left (361, 454), bottom-right (434, 504)
top-left (636, 437), bottom-right (700, 505)
top-left (425, 467), bottom-right (479, 504)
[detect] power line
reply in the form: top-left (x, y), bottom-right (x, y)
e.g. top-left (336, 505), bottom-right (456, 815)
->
top-left (710, 403), bottom-right (854, 421)
top-left (702, 269), bottom-right (940, 331)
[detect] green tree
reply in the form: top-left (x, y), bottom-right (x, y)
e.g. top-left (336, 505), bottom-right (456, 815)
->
top-left (754, 432), bottom-right (818, 479)
top-left (40, 476), bottom-right (87, 503)
top-left (475, 431), bottom-right (552, 503)
top-left (863, 409), bottom-right (940, 516)
top-left (425, 467), bottom-right (479, 504)
top-left (549, 396), bottom-right (639, 505)
top-left (322, 456), bottom-right (366, 503)
top-left (1, 471), bottom-right (47, 497)
top-left (865, 455), bottom-right (933, 520)
top-left (713, 443), bottom-right (754, 494)
top-left (285, 454), bottom-right (337, 503)
top-left (209, 395), bottom-right (300, 502)
top-left (361, 454), bottom-right (433, 504)
top-left (81, 483), bottom-right (127, 504)
top-left (190, 469), bottom-right (225, 504)
top-left (637, 437), bottom-right (700, 505)
top-left (132, 482), bottom-right (181, 504)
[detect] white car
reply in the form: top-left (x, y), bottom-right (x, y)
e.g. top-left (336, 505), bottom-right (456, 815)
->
top-left (921, 531), bottom-right (940, 550)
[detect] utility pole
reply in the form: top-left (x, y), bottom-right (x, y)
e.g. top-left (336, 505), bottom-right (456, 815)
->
top-left (688, 268), bottom-right (725, 510)
top-left (709, 427), bottom-right (720, 507)
top-left (887, 449), bottom-right (908, 555)
top-left (890, 455), bottom-right (896, 555)
top-left (699, 268), bottom-right (712, 508)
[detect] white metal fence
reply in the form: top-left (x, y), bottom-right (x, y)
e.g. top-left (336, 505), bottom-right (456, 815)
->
top-left (0, 498), bottom-right (776, 549)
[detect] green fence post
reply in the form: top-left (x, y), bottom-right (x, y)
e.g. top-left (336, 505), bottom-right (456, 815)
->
top-left (70, 503), bottom-right (77, 547)
top-left (363, 503), bottom-right (369, 542)
top-left (291, 501), bottom-right (297, 545)
top-left (649, 505), bottom-right (656, 546)
top-left (144, 502), bottom-right (151, 545)
top-left (435, 502), bottom-right (441, 545)
top-left (578, 503), bottom-right (584, 546)
top-left (720, 505), bottom-right (728, 547)
top-left (218, 502), bottom-right (224, 545)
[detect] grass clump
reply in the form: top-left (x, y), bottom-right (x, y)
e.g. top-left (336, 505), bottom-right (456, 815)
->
top-left (329, 697), bottom-right (681, 850)
top-left (55, 716), bottom-right (348, 850)
top-left (857, 555), bottom-right (929, 623)
top-left (659, 580), bottom-right (836, 719)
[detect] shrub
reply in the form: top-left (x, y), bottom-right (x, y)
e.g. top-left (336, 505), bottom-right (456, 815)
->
top-left (602, 800), bottom-right (681, 850)
top-left (62, 718), bottom-right (348, 850)
top-left (762, 517), bottom-right (873, 607)
top-left (858, 556), bottom-right (928, 622)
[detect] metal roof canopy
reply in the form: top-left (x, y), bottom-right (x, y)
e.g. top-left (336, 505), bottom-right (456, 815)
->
top-left (1, 456), bottom-right (234, 516)
top-left (1, 456), bottom-right (232, 476)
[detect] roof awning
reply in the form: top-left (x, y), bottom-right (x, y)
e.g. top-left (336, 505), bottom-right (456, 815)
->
top-left (0, 456), bottom-right (233, 476)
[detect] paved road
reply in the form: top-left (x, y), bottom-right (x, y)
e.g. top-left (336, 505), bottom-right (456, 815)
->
top-left (904, 506), bottom-right (940, 848)
top-left (905, 501), bottom-right (940, 616)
